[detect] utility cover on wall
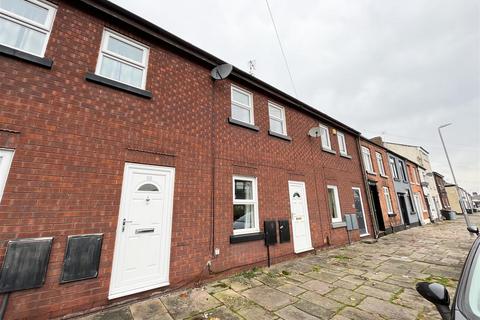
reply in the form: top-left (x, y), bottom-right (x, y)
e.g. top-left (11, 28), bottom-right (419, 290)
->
top-left (0, 237), bottom-right (53, 293)
top-left (60, 234), bottom-right (103, 283)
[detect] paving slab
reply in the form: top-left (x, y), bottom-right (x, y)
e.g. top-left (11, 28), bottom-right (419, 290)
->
top-left (130, 299), bottom-right (171, 320)
top-left (276, 283), bottom-right (307, 296)
top-left (299, 279), bottom-right (333, 294)
top-left (337, 306), bottom-right (383, 320)
top-left (293, 299), bottom-right (335, 319)
top-left (213, 289), bottom-right (253, 311)
top-left (355, 284), bottom-right (393, 301)
top-left (160, 289), bottom-right (221, 320)
top-left (357, 296), bottom-right (418, 320)
top-left (325, 287), bottom-right (366, 306)
top-left (241, 285), bottom-right (297, 311)
top-left (190, 306), bottom-right (242, 320)
top-left (298, 291), bottom-right (343, 311)
top-left (274, 305), bottom-right (318, 320)
top-left (236, 305), bottom-right (278, 320)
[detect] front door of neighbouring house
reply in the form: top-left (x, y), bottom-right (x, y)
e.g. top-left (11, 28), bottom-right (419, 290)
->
top-left (413, 192), bottom-right (424, 224)
top-left (288, 181), bottom-right (313, 253)
top-left (352, 187), bottom-right (368, 236)
top-left (398, 193), bottom-right (410, 225)
top-left (369, 183), bottom-right (385, 231)
top-left (109, 163), bottom-right (175, 299)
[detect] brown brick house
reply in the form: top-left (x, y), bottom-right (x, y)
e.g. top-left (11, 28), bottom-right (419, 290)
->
top-left (0, 0), bottom-right (374, 318)
top-left (433, 172), bottom-right (451, 211)
top-left (406, 160), bottom-right (429, 224)
top-left (359, 137), bottom-right (403, 235)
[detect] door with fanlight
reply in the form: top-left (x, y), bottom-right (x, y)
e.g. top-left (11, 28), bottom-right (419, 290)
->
top-left (288, 181), bottom-right (313, 253)
top-left (109, 163), bottom-right (175, 299)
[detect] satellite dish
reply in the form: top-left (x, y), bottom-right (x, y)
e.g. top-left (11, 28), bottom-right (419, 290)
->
top-left (211, 63), bottom-right (233, 80)
top-left (308, 127), bottom-right (321, 138)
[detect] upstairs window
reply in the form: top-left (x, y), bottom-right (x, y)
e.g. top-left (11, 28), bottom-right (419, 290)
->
top-left (337, 132), bottom-right (347, 155)
top-left (96, 29), bottom-right (149, 89)
top-left (383, 187), bottom-right (394, 214)
top-left (232, 176), bottom-right (259, 235)
top-left (376, 152), bottom-right (386, 176)
top-left (389, 157), bottom-right (399, 179)
top-left (319, 125), bottom-right (332, 150)
top-left (327, 185), bottom-right (342, 223)
top-left (231, 86), bottom-right (254, 125)
top-left (268, 102), bottom-right (287, 135)
top-left (399, 160), bottom-right (407, 181)
top-left (0, 0), bottom-right (56, 57)
top-left (361, 146), bottom-right (374, 173)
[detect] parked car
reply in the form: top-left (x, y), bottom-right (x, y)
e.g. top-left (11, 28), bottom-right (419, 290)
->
top-left (416, 225), bottom-right (480, 319)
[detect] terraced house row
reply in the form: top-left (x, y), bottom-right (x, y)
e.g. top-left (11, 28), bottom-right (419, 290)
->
top-left (0, 0), bottom-right (455, 319)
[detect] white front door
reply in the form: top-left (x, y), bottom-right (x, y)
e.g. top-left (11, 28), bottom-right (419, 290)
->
top-left (288, 181), bottom-right (313, 253)
top-left (414, 193), bottom-right (424, 225)
top-left (109, 163), bottom-right (175, 299)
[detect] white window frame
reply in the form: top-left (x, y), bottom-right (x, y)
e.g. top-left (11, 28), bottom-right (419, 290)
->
top-left (319, 124), bottom-right (332, 150)
top-left (268, 101), bottom-right (287, 135)
top-left (375, 152), bottom-right (386, 176)
top-left (231, 85), bottom-right (254, 125)
top-left (383, 187), bottom-right (394, 214)
top-left (398, 160), bottom-right (408, 181)
top-left (361, 146), bottom-right (374, 173)
top-left (95, 29), bottom-right (150, 89)
top-left (327, 185), bottom-right (342, 223)
top-left (232, 175), bottom-right (259, 235)
top-left (389, 157), bottom-right (399, 179)
top-left (0, 0), bottom-right (57, 57)
top-left (0, 149), bottom-right (14, 203)
top-left (337, 132), bottom-right (347, 155)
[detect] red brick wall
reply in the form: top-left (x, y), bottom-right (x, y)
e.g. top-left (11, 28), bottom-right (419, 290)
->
top-left (360, 140), bottom-right (403, 229)
top-left (0, 1), bottom-right (372, 319)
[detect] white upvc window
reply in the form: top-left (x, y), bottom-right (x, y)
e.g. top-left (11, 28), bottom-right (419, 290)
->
top-left (327, 185), bottom-right (342, 223)
top-left (0, 149), bottom-right (14, 203)
top-left (95, 29), bottom-right (150, 89)
top-left (232, 176), bottom-right (259, 235)
top-left (231, 86), bottom-right (254, 125)
top-left (383, 187), bottom-right (394, 214)
top-left (376, 152), bottom-right (386, 176)
top-left (389, 157), bottom-right (399, 179)
top-left (399, 160), bottom-right (408, 181)
top-left (361, 146), bottom-right (374, 173)
top-left (337, 132), bottom-right (347, 155)
top-left (268, 102), bottom-right (287, 135)
top-left (0, 0), bottom-right (57, 57)
top-left (319, 125), bottom-right (332, 150)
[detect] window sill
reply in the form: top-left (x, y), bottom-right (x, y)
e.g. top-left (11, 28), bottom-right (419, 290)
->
top-left (331, 221), bottom-right (346, 229)
top-left (85, 72), bottom-right (152, 99)
top-left (340, 153), bottom-right (352, 159)
top-left (227, 117), bottom-right (259, 131)
top-left (0, 44), bottom-right (53, 69)
top-left (366, 171), bottom-right (376, 176)
top-left (230, 232), bottom-right (264, 244)
top-left (268, 130), bottom-right (291, 141)
top-left (380, 174), bottom-right (389, 179)
top-left (322, 147), bottom-right (336, 155)
top-left (387, 212), bottom-right (397, 217)
top-left (393, 178), bottom-right (401, 182)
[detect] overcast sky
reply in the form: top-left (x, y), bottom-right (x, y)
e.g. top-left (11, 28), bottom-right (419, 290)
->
top-left (112, 0), bottom-right (479, 193)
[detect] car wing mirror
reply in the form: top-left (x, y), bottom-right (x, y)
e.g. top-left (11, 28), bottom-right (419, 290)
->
top-left (467, 225), bottom-right (479, 236)
top-left (416, 282), bottom-right (451, 320)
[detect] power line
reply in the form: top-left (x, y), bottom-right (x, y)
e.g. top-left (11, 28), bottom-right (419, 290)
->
top-left (265, 0), bottom-right (298, 98)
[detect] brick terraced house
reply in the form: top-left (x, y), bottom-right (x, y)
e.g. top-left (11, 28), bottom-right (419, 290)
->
top-left (0, 0), bottom-right (376, 318)
top-left (405, 160), bottom-right (429, 225)
top-left (359, 137), bottom-right (403, 235)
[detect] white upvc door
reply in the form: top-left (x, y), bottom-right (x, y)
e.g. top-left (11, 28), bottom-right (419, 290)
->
top-left (288, 181), bottom-right (313, 253)
top-left (109, 163), bottom-right (175, 299)
top-left (413, 193), bottom-right (424, 225)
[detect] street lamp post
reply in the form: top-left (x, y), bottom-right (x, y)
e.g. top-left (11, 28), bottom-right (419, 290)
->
top-left (438, 123), bottom-right (471, 226)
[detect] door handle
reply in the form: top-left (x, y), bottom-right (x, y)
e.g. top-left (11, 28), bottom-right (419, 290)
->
top-left (135, 228), bottom-right (155, 234)
top-left (122, 218), bottom-right (133, 232)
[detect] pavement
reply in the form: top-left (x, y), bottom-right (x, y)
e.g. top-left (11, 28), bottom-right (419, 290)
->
top-left (80, 214), bottom-right (480, 320)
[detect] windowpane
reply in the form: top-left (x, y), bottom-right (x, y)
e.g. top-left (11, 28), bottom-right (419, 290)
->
top-left (232, 89), bottom-right (250, 106)
top-left (233, 204), bottom-right (255, 230)
top-left (328, 188), bottom-right (338, 219)
top-left (107, 36), bottom-right (144, 63)
top-left (320, 126), bottom-right (330, 149)
top-left (0, 0), bottom-right (48, 25)
top-left (99, 55), bottom-right (143, 88)
top-left (0, 16), bottom-right (45, 55)
top-left (269, 105), bottom-right (282, 118)
top-left (232, 105), bottom-right (251, 123)
top-left (338, 133), bottom-right (346, 153)
top-left (269, 118), bottom-right (283, 134)
top-left (234, 180), bottom-right (253, 200)
top-left (137, 183), bottom-right (159, 192)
